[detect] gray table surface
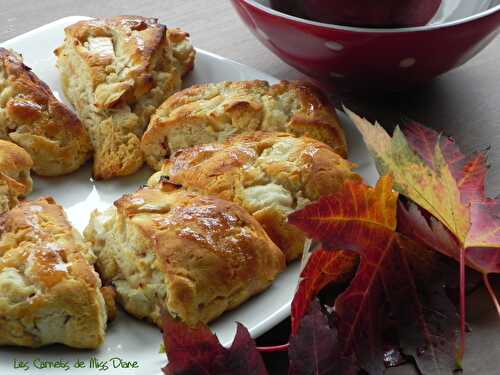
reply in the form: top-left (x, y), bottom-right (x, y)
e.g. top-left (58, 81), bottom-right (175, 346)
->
top-left (1, 1), bottom-right (499, 374)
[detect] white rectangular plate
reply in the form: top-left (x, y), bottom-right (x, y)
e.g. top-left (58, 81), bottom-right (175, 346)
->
top-left (0, 16), bottom-right (378, 375)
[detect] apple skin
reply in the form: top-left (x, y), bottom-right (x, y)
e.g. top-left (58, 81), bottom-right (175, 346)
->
top-left (271, 0), bottom-right (442, 28)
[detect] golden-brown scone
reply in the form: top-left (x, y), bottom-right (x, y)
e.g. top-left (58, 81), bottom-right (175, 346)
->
top-left (0, 140), bottom-right (33, 214)
top-left (54, 16), bottom-right (195, 179)
top-left (0, 197), bottom-right (111, 348)
top-left (148, 132), bottom-right (361, 262)
top-left (0, 48), bottom-right (92, 176)
top-left (84, 185), bottom-right (285, 327)
top-left (141, 80), bottom-right (347, 170)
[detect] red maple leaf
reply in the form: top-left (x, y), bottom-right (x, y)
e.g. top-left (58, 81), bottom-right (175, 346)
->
top-left (162, 314), bottom-right (268, 375)
top-left (401, 121), bottom-right (500, 357)
top-left (346, 110), bottom-right (500, 364)
top-left (289, 176), bottom-right (460, 374)
top-left (291, 249), bottom-right (358, 335)
top-left (403, 120), bottom-right (488, 203)
top-left (289, 299), bottom-right (359, 375)
top-left (400, 121), bottom-right (498, 272)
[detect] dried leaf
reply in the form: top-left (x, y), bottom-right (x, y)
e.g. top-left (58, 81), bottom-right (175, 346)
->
top-left (221, 324), bottom-right (269, 375)
top-left (346, 109), bottom-right (500, 360)
top-left (162, 315), bottom-right (268, 375)
top-left (288, 174), bottom-right (398, 251)
top-left (345, 109), bottom-right (469, 243)
top-left (290, 177), bottom-right (460, 374)
top-left (396, 283), bottom-right (460, 375)
top-left (346, 108), bottom-right (499, 277)
top-left (162, 315), bottom-right (224, 375)
top-left (397, 199), bottom-right (460, 264)
top-left (333, 235), bottom-right (394, 375)
top-left (289, 299), bottom-right (358, 375)
top-left (403, 120), bottom-right (487, 203)
top-left (465, 197), bottom-right (500, 274)
top-left (291, 249), bottom-right (359, 334)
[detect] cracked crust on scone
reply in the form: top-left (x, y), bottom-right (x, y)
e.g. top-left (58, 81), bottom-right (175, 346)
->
top-left (141, 80), bottom-right (348, 170)
top-left (0, 140), bottom-right (33, 214)
top-left (54, 16), bottom-right (195, 179)
top-left (84, 185), bottom-right (285, 327)
top-left (0, 48), bottom-right (92, 176)
top-left (148, 132), bottom-right (361, 261)
top-left (0, 197), bottom-right (113, 348)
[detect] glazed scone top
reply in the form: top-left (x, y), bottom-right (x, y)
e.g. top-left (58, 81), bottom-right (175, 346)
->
top-left (59, 16), bottom-right (194, 109)
top-left (86, 185), bottom-right (285, 326)
top-left (0, 197), bottom-right (111, 348)
top-left (141, 80), bottom-right (348, 170)
top-left (0, 48), bottom-right (92, 176)
top-left (113, 186), bottom-right (285, 283)
top-left (150, 132), bottom-right (360, 213)
top-left (54, 16), bottom-right (195, 179)
top-left (148, 132), bottom-right (360, 261)
top-left (0, 197), bottom-right (100, 289)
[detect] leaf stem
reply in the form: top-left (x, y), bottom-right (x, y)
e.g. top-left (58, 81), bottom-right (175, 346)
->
top-left (458, 247), bottom-right (466, 363)
top-left (256, 343), bottom-right (289, 353)
top-left (483, 273), bottom-right (500, 317)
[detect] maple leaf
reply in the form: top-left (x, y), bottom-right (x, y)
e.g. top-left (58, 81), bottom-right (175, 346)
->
top-left (288, 299), bottom-right (359, 375)
top-left (291, 249), bottom-right (359, 335)
top-left (344, 110), bottom-right (469, 242)
top-left (289, 176), bottom-right (460, 375)
top-left (345, 108), bottom-right (500, 361)
top-left (288, 174), bottom-right (398, 251)
top-left (345, 108), bottom-right (500, 276)
top-left (162, 314), bottom-right (268, 375)
top-left (465, 197), bottom-right (500, 274)
top-left (402, 119), bottom-right (487, 204)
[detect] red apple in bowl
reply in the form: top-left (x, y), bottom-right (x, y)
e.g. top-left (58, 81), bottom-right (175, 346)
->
top-left (271, 0), bottom-right (442, 27)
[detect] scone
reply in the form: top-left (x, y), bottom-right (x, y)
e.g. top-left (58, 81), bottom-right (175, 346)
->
top-left (141, 80), bottom-right (348, 170)
top-left (0, 140), bottom-right (33, 214)
top-left (148, 132), bottom-right (361, 261)
top-left (84, 185), bottom-right (285, 327)
top-left (0, 48), bottom-right (92, 176)
top-left (54, 16), bottom-right (195, 179)
top-left (0, 197), bottom-right (113, 348)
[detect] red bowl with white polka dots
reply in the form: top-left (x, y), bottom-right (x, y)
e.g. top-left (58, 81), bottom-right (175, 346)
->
top-left (231, 0), bottom-right (500, 90)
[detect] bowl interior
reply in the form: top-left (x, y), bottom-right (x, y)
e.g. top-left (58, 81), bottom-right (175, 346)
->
top-left (431, 0), bottom-right (500, 24)
top-left (255, 0), bottom-right (500, 26)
